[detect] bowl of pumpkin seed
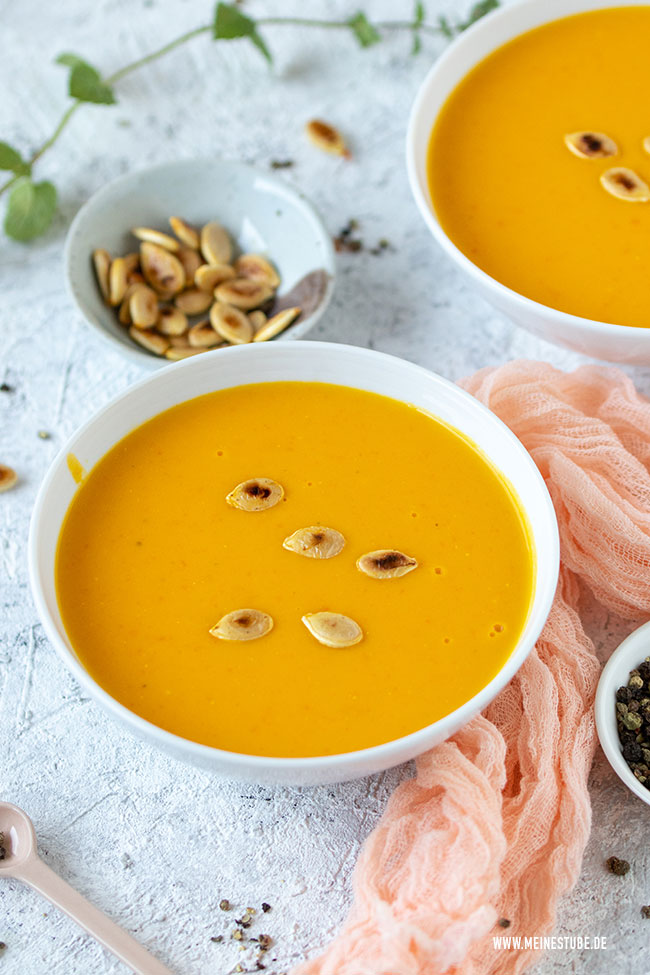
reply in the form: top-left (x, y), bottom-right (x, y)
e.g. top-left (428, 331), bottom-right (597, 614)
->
top-left (64, 159), bottom-right (336, 366)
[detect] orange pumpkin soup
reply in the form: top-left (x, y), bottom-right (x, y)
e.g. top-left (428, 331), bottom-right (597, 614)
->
top-left (55, 382), bottom-right (533, 757)
top-left (429, 7), bottom-right (650, 328)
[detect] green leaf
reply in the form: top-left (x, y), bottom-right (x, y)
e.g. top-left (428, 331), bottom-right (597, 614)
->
top-left (414, 2), bottom-right (425, 27)
top-left (347, 11), bottom-right (381, 48)
top-left (411, 32), bottom-right (422, 55)
top-left (213, 3), bottom-right (272, 62)
top-left (437, 14), bottom-right (454, 38)
top-left (4, 178), bottom-right (57, 242)
top-left (0, 141), bottom-right (29, 175)
top-left (459, 0), bottom-right (499, 31)
top-left (56, 52), bottom-right (116, 104)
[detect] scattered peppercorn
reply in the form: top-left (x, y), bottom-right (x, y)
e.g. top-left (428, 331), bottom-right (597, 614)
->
top-left (37, 430), bottom-right (51, 440)
top-left (261, 902), bottom-right (271, 913)
top-left (642, 906), bottom-right (650, 919)
top-left (497, 918), bottom-right (511, 928)
top-left (220, 899), bottom-right (231, 911)
top-left (0, 832), bottom-right (6, 861)
top-left (258, 934), bottom-right (273, 951)
top-left (616, 659), bottom-right (650, 790)
top-left (270, 160), bottom-right (294, 170)
top-left (0, 942), bottom-right (6, 950)
top-left (210, 935), bottom-right (224, 943)
top-left (333, 219), bottom-right (363, 253)
top-left (232, 929), bottom-right (243, 941)
top-left (0, 384), bottom-right (13, 393)
top-left (606, 856), bottom-right (630, 876)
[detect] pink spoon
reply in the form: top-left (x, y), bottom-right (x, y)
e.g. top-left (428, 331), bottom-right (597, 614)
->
top-left (0, 801), bottom-right (173, 974)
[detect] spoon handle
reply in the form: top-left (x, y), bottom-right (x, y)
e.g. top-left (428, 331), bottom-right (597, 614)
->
top-left (18, 855), bottom-right (174, 974)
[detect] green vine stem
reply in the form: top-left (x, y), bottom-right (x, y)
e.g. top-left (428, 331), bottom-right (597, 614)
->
top-left (0, 1), bottom-right (498, 239)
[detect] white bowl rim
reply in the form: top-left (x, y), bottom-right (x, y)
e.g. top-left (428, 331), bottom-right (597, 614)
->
top-left (595, 618), bottom-right (650, 806)
top-left (29, 341), bottom-right (560, 775)
top-left (63, 157), bottom-right (337, 368)
top-left (405, 0), bottom-right (650, 343)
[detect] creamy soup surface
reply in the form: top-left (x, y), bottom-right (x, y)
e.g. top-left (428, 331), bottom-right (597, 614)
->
top-left (56, 382), bottom-right (534, 757)
top-left (429, 7), bottom-right (650, 328)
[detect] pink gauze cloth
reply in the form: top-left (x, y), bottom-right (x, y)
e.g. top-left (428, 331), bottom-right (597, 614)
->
top-left (293, 360), bottom-right (650, 975)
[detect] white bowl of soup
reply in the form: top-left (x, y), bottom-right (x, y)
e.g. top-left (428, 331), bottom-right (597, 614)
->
top-left (29, 343), bottom-right (559, 785)
top-left (407, 0), bottom-right (650, 364)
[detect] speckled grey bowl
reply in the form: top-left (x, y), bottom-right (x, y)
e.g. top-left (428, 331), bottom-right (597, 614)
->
top-left (64, 159), bottom-right (336, 367)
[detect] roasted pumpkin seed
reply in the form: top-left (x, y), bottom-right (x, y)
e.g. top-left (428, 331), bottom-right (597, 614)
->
top-left (302, 612), bottom-right (362, 648)
top-left (169, 216), bottom-right (200, 250)
top-left (132, 226), bottom-right (180, 252)
top-left (92, 249), bottom-right (111, 303)
top-left (200, 221), bottom-right (232, 265)
top-left (0, 464), bottom-right (18, 493)
top-left (165, 346), bottom-right (203, 360)
top-left (177, 247), bottom-right (203, 287)
top-left (175, 287), bottom-right (214, 316)
top-left (226, 477), bottom-right (284, 512)
top-left (305, 119), bottom-right (351, 158)
top-left (283, 526), bottom-right (345, 559)
top-left (209, 608), bottom-right (274, 641)
top-left (128, 326), bottom-right (169, 356)
top-left (215, 278), bottom-right (274, 311)
top-left (357, 549), bottom-right (418, 579)
top-left (140, 242), bottom-right (186, 296)
top-left (188, 320), bottom-right (223, 348)
top-left (157, 306), bottom-right (189, 336)
top-left (564, 131), bottom-right (618, 159)
top-left (129, 285), bottom-right (160, 329)
top-left (108, 256), bottom-right (129, 306)
top-left (248, 310), bottom-right (267, 331)
top-left (210, 302), bottom-right (254, 344)
top-left (234, 254), bottom-right (280, 288)
top-left (253, 307), bottom-right (301, 342)
top-left (195, 263), bottom-right (237, 292)
top-left (600, 167), bottom-right (650, 201)
top-left (118, 282), bottom-right (142, 325)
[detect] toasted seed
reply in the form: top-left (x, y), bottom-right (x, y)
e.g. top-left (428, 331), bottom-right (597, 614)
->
top-left (283, 526), bottom-right (345, 559)
top-left (0, 464), bottom-right (18, 493)
top-left (209, 609), bottom-right (273, 641)
top-left (564, 131), bottom-right (618, 159)
top-left (195, 263), bottom-right (237, 292)
top-left (253, 307), bottom-right (301, 342)
top-left (118, 283), bottom-right (142, 325)
top-left (132, 227), bottom-right (180, 252)
top-left (226, 477), bottom-right (284, 512)
top-left (302, 612), bottom-right (362, 648)
top-left (130, 285), bottom-right (160, 328)
top-left (108, 256), bottom-right (129, 306)
top-left (92, 249), bottom-right (111, 303)
top-left (169, 333), bottom-right (191, 348)
top-left (128, 326), bottom-right (169, 356)
top-left (157, 306), bottom-right (189, 336)
top-left (188, 320), bottom-right (223, 347)
top-left (175, 287), bottom-right (214, 316)
top-left (210, 302), bottom-right (254, 344)
top-left (357, 549), bottom-right (418, 579)
top-left (177, 247), bottom-right (203, 287)
top-left (201, 221), bottom-right (232, 265)
top-left (169, 216), bottom-right (200, 250)
top-left (215, 278), bottom-right (274, 311)
top-left (305, 119), bottom-right (351, 158)
top-left (600, 167), bottom-right (650, 201)
top-left (140, 242), bottom-right (186, 296)
top-left (165, 346), bottom-right (204, 360)
top-left (248, 310), bottom-right (267, 331)
top-left (123, 252), bottom-right (140, 275)
top-left (234, 254), bottom-right (280, 288)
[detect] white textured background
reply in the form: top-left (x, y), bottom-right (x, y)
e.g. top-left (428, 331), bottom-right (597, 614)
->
top-left (1, 1), bottom-right (650, 972)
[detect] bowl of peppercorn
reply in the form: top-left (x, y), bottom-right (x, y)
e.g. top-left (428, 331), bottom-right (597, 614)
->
top-left (595, 620), bottom-right (650, 808)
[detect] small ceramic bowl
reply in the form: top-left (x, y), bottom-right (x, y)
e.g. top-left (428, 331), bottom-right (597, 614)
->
top-left (64, 159), bottom-right (336, 367)
top-left (595, 620), bottom-right (650, 807)
top-left (29, 342), bottom-right (559, 786)
top-left (406, 0), bottom-right (650, 365)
